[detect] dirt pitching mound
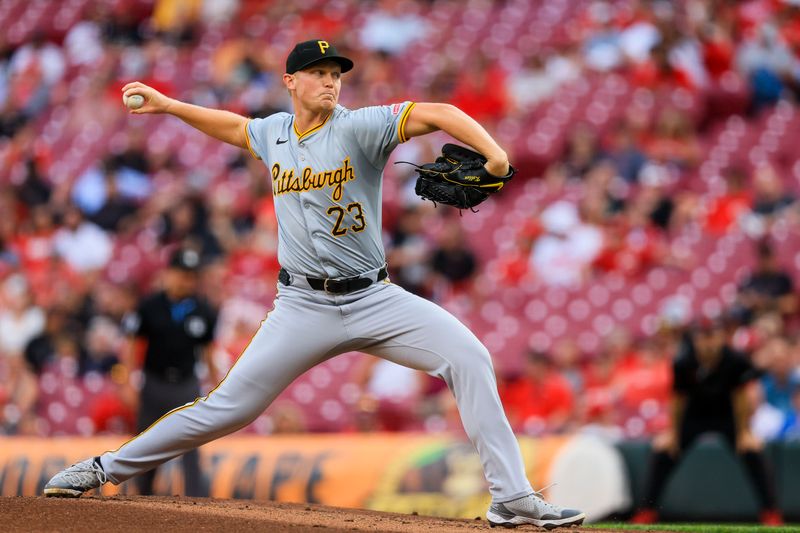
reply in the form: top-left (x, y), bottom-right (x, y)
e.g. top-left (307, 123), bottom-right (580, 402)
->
top-left (2, 495), bottom-right (638, 532)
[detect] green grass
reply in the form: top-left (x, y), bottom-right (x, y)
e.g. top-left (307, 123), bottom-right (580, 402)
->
top-left (590, 523), bottom-right (800, 532)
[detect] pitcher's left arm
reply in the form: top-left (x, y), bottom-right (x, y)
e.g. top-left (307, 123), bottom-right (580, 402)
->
top-left (403, 103), bottom-right (509, 177)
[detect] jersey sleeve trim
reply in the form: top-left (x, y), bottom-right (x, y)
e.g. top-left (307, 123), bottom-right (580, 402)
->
top-left (397, 102), bottom-right (416, 143)
top-left (244, 119), bottom-right (261, 160)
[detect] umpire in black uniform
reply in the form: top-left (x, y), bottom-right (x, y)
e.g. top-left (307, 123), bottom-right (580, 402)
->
top-left (631, 317), bottom-right (783, 525)
top-left (121, 248), bottom-right (219, 496)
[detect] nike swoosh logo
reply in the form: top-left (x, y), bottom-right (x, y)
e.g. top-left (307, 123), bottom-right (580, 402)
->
top-left (277, 138), bottom-right (288, 145)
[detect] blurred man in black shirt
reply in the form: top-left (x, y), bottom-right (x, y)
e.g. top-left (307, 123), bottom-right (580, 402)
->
top-left (121, 248), bottom-right (218, 496)
top-left (736, 240), bottom-right (797, 321)
top-left (632, 318), bottom-right (783, 526)
top-left (430, 219), bottom-right (477, 298)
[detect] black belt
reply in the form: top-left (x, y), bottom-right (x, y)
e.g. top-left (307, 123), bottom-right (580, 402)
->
top-left (279, 266), bottom-right (388, 294)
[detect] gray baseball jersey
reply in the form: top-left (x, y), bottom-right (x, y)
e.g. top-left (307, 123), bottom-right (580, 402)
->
top-left (93, 101), bottom-right (535, 506)
top-left (244, 102), bottom-right (414, 279)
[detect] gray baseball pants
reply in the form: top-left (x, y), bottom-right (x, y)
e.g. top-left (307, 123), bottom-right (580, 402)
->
top-left (101, 280), bottom-right (533, 502)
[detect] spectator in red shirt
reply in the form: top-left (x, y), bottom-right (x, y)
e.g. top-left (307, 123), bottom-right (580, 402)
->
top-left (500, 350), bottom-right (575, 435)
top-left (582, 354), bottom-right (622, 432)
top-left (12, 205), bottom-right (58, 276)
top-left (704, 167), bottom-right (753, 234)
top-left (700, 22), bottom-right (736, 80)
top-left (616, 340), bottom-right (673, 432)
top-left (631, 42), bottom-right (697, 92)
top-left (594, 173), bottom-right (669, 277)
top-left (493, 219), bottom-right (542, 286)
top-left (644, 108), bottom-right (702, 169)
top-left (450, 56), bottom-right (508, 125)
top-left (593, 218), bottom-right (661, 277)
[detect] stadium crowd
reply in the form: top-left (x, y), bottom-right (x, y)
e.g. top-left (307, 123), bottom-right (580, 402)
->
top-left (0, 0), bottom-right (799, 446)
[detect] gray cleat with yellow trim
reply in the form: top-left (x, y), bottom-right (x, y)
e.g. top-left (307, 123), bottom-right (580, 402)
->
top-left (486, 491), bottom-right (585, 529)
top-left (44, 457), bottom-right (107, 497)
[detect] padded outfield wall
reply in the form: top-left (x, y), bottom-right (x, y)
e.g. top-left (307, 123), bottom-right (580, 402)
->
top-left (1, 434), bottom-right (797, 522)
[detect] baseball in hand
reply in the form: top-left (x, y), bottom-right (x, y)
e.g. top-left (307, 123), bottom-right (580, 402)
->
top-left (124, 94), bottom-right (145, 110)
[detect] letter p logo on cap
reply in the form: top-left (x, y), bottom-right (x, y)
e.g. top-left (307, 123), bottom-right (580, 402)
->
top-left (318, 41), bottom-right (329, 54)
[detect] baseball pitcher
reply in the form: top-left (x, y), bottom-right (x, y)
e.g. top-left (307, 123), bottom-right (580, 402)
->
top-left (44, 40), bottom-right (584, 529)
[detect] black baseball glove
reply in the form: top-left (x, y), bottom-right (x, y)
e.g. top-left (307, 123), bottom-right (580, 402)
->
top-left (404, 144), bottom-right (515, 210)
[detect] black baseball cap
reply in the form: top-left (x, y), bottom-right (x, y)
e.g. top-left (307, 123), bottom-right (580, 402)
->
top-left (286, 39), bottom-right (353, 74)
top-left (169, 248), bottom-right (202, 272)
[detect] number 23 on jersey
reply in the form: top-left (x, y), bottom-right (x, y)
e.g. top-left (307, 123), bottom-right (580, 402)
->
top-left (326, 202), bottom-right (366, 237)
